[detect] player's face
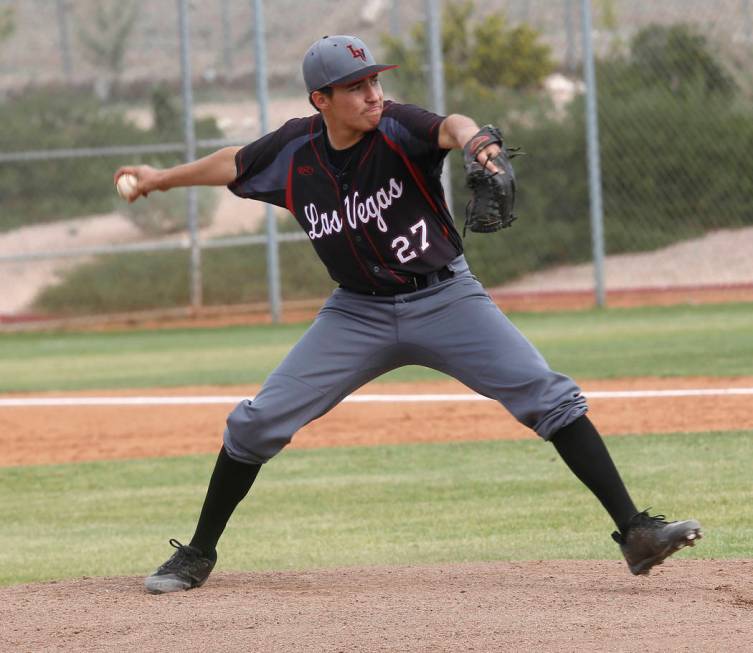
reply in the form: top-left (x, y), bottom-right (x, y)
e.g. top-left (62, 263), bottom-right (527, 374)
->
top-left (328, 75), bottom-right (384, 132)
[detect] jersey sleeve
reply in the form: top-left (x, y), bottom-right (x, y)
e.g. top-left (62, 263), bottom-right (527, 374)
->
top-left (379, 102), bottom-right (449, 176)
top-left (227, 117), bottom-right (312, 208)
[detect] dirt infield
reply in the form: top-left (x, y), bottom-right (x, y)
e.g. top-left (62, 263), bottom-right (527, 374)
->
top-left (3, 377), bottom-right (752, 651)
top-left (2, 376), bottom-right (753, 467)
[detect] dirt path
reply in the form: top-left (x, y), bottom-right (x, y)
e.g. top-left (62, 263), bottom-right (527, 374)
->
top-left (499, 227), bottom-right (753, 292)
top-left (2, 377), bottom-right (752, 467)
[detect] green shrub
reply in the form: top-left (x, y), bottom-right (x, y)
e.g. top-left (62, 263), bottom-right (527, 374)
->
top-left (0, 6), bottom-right (15, 43)
top-left (628, 24), bottom-right (738, 99)
top-left (457, 85), bottom-right (753, 288)
top-left (0, 90), bottom-right (145, 230)
top-left (448, 23), bottom-right (753, 286)
top-left (592, 25), bottom-right (753, 254)
top-left (382, 0), bottom-right (553, 107)
top-left (597, 87), bottom-right (753, 254)
top-left (0, 88), bottom-right (222, 232)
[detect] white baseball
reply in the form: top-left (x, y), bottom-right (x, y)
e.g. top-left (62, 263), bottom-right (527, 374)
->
top-left (116, 173), bottom-right (138, 200)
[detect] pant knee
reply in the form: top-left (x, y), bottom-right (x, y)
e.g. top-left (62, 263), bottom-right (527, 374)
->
top-left (223, 399), bottom-right (294, 465)
top-left (503, 374), bottom-right (589, 440)
top-left (533, 397), bottom-right (589, 440)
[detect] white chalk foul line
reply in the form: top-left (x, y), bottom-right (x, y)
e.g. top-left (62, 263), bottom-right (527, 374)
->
top-left (1, 388), bottom-right (753, 407)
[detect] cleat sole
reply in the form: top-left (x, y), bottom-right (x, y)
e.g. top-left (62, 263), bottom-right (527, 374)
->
top-left (144, 573), bottom-right (196, 594)
top-left (626, 527), bottom-right (703, 575)
top-left (619, 518), bottom-right (703, 576)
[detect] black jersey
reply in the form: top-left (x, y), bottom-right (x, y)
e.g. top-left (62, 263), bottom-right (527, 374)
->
top-left (228, 101), bottom-right (464, 294)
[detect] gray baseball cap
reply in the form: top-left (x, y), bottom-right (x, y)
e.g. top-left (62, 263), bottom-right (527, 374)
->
top-left (302, 35), bottom-right (397, 93)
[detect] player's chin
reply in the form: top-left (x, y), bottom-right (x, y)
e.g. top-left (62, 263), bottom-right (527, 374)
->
top-left (363, 107), bottom-right (382, 126)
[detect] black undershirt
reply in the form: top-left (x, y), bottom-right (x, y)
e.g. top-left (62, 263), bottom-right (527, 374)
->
top-left (324, 136), bottom-right (363, 174)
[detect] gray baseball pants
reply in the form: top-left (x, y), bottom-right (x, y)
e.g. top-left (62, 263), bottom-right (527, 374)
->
top-left (224, 255), bottom-right (587, 464)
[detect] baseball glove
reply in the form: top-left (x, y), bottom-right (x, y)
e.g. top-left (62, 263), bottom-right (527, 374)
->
top-left (462, 125), bottom-right (522, 236)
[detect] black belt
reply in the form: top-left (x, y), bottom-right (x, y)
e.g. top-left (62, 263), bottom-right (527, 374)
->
top-left (343, 266), bottom-right (454, 297)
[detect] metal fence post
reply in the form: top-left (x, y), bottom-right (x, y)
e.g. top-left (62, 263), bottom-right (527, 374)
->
top-left (580, 0), bottom-right (606, 307)
top-left (55, 0), bottom-right (74, 82)
top-left (177, 0), bottom-right (202, 312)
top-left (425, 0), bottom-right (452, 213)
top-left (252, 0), bottom-right (282, 323)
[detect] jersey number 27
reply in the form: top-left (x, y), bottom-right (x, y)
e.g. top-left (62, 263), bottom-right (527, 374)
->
top-left (391, 219), bottom-right (430, 264)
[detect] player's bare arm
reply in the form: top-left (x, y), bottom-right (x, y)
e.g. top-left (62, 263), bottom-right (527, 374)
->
top-left (439, 114), bottom-right (501, 173)
top-left (114, 145), bottom-right (241, 203)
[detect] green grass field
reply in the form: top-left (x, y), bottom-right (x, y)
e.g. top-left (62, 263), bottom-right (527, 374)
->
top-left (1, 432), bottom-right (751, 586)
top-left (2, 302), bottom-right (753, 392)
top-left (1, 302), bottom-right (752, 586)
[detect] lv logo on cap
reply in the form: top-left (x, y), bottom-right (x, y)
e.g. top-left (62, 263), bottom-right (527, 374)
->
top-left (346, 44), bottom-right (366, 61)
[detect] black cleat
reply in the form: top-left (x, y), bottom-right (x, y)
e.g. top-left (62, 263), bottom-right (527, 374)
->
top-left (144, 539), bottom-right (217, 594)
top-left (613, 510), bottom-right (702, 576)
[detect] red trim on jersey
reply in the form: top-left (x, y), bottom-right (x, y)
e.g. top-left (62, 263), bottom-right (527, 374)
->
top-left (379, 132), bottom-right (440, 214)
top-left (358, 132), bottom-right (378, 166)
top-left (308, 118), bottom-right (380, 289)
top-left (233, 148), bottom-right (246, 179)
top-left (285, 158), bottom-right (295, 215)
top-left (309, 117), bottom-right (334, 182)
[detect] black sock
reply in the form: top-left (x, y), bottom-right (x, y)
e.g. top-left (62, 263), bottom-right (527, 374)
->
top-left (189, 446), bottom-right (261, 557)
top-left (551, 415), bottom-right (637, 533)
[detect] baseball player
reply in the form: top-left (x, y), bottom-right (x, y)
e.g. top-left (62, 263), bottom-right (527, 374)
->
top-left (114, 35), bottom-right (702, 594)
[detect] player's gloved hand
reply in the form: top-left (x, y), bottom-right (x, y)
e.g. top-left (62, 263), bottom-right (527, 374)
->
top-left (462, 124), bottom-right (522, 236)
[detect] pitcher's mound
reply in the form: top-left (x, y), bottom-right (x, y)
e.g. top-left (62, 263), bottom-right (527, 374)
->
top-left (2, 560), bottom-right (751, 652)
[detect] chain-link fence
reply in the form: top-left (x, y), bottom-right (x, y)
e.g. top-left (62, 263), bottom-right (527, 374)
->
top-left (1, 0), bottom-right (752, 326)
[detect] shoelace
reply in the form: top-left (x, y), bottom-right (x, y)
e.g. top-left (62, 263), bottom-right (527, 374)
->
top-left (633, 509), bottom-right (669, 527)
top-left (613, 509), bottom-right (670, 543)
top-left (160, 538), bottom-right (200, 572)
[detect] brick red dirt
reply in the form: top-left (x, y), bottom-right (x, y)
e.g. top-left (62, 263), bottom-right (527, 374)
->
top-left (2, 376), bottom-right (753, 467)
top-left (2, 377), bottom-right (752, 651)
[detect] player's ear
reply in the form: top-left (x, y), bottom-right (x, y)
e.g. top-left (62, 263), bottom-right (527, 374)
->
top-left (310, 89), bottom-right (331, 112)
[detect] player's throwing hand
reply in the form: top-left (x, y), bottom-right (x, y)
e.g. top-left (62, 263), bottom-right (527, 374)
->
top-left (113, 165), bottom-right (160, 202)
